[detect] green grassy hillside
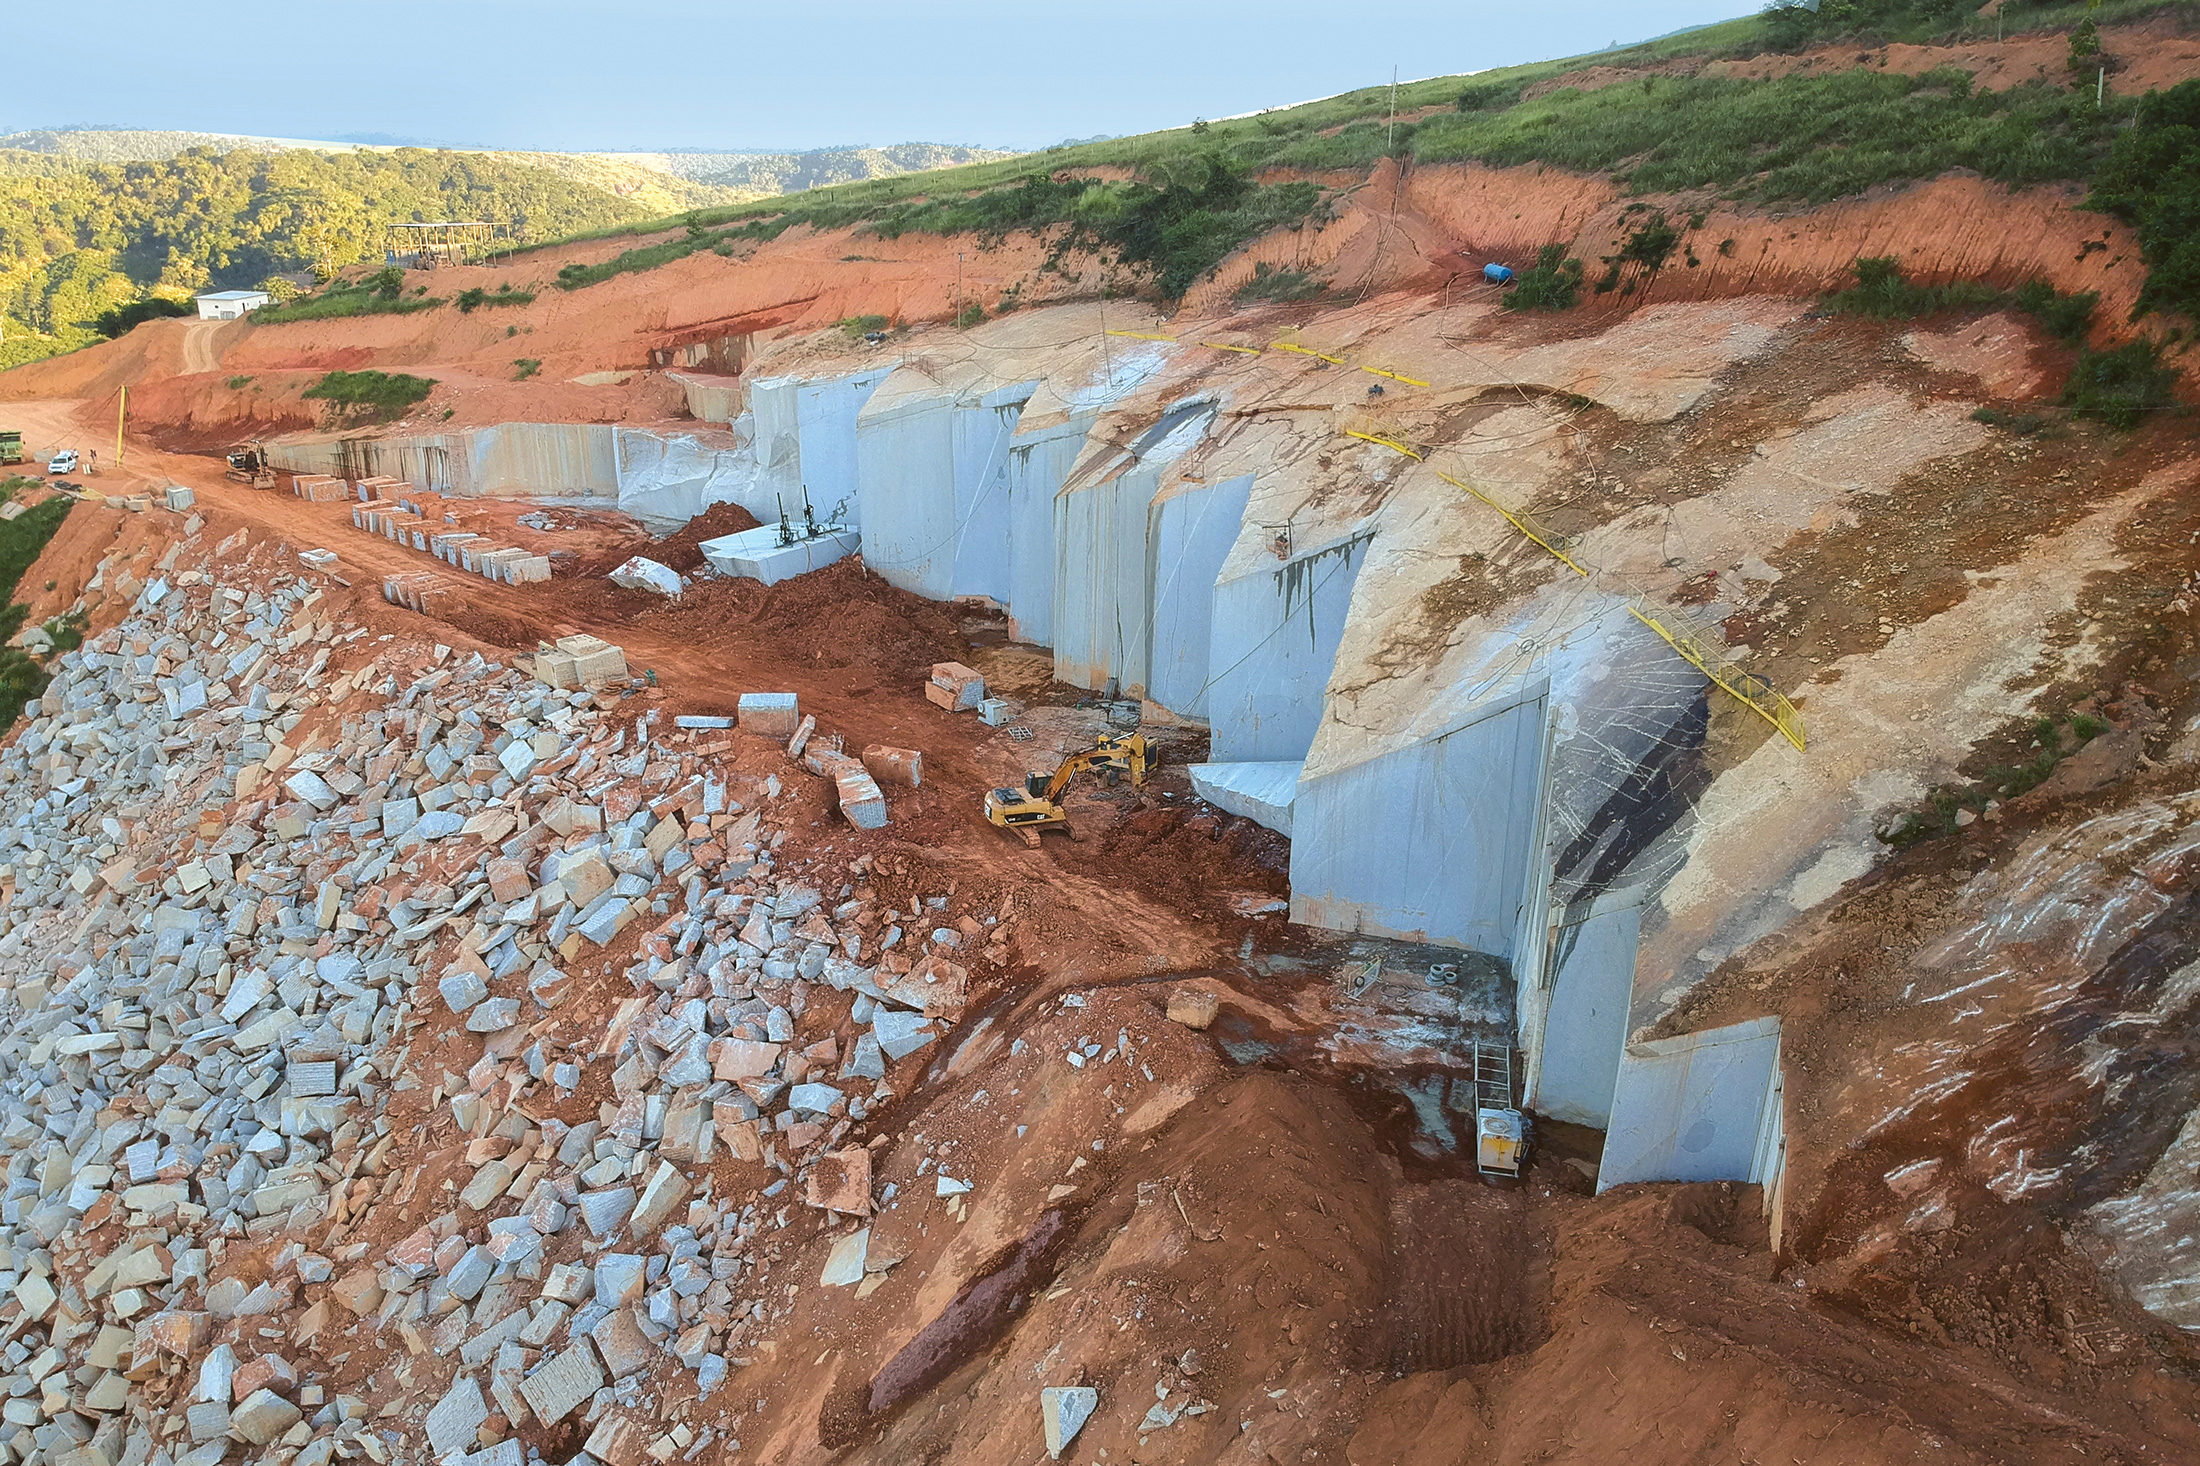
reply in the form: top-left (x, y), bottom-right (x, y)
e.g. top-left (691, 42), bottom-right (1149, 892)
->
top-left (524, 1), bottom-right (2193, 314)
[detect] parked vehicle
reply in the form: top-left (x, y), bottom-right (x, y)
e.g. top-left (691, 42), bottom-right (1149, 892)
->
top-left (47, 449), bottom-right (78, 475)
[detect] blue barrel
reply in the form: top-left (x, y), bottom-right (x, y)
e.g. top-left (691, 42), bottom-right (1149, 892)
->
top-left (1483, 262), bottom-right (1514, 285)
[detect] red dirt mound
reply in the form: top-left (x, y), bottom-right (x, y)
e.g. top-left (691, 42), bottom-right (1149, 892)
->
top-left (645, 498), bottom-right (762, 574)
top-left (1074, 796), bottom-right (1293, 922)
top-left (744, 555), bottom-right (970, 679)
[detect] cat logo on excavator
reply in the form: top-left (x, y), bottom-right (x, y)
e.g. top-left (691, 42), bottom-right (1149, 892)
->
top-left (983, 732), bottom-right (1149, 847)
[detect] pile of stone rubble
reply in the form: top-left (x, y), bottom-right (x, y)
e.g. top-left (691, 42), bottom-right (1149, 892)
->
top-left (0, 530), bottom-right (997, 1466)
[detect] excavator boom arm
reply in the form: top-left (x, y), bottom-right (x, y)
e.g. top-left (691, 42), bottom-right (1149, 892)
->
top-left (986, 733), bottom-right (1148, 844)
top-left (1040, 749), bottom-right (1103, 803)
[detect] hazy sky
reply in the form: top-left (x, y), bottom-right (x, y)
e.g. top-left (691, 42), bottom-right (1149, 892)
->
top-left (6, 1), bottom-right (1748, 153)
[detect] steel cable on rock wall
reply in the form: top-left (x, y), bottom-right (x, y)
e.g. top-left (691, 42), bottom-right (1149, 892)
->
top-left (1341, 426), bottom-right (1807, 753)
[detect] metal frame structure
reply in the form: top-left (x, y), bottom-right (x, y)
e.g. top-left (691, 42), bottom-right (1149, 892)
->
top-left (384, 222), bottom-right (499, 269)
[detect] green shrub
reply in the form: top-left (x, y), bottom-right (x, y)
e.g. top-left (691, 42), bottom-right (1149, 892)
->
top-left (1826, 255), bottom-right (2000, 317)
top-left (301, 369), bottom-right (437, 421)
top-left (1457, 81), bottom-right (1525, 112)
top-left (0, 495), bottom-right (74, 734)
top-left (1828, 258), bottom-right (2097, 341)
top-left (226, 374), bottom-right (254, 389)
top-left (455, 285), bottom-right (535, 313)
top-left (954, 301), bottom-right (986, 328)
top-left (2087, 78), bottom-right (2200, 321)
top-left (1097, 159), bottom-right (1323, 298)
top-left (1596, 210), bottom-right (1682, 293)
top-left (2012, 279), bottom-right (2098, 343)
top-left (1233, 263), bottom-right (1324, 304)
top-left (1760, 1), bottom-right (1820, 53)
top-left (0, 497), bottom-right (72, 602)
top-left (512, 358), bottom-right (541, 380)
top-left (2062, 339), bottom-right (2181, 429)
top-left (1503, 245), bottom-right (1585, 311)
top-left (837, 314), bottom-right (890, 338)
top-left (251, 280), bottom-right (443, 324)
top-left (1971, 405), bottom-right (2050, 435)
top-left (1879, 705), bottom-right (2114, 844)
top-left (91, 297), bottom-right (192, 338)
top-left (2068, 18), bottom-right (2101, 66)
top-left (41, 610), bottom-right (85, 657)
top-left (0, 635), bottom-right (48, 733)
top-left (556, 230), bottom-right (722, 290)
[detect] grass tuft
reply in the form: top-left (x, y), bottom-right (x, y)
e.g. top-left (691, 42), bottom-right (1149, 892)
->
top-left (253, 269), bottom-right (443, 324)
top-left (554, 155), bottom-right (1326, 303)
top-left (1826, 257), bottom-right (2098, 343)
top-left (302, 369), bottom-right (437, 422)
top-left (0, 495), bottom-right (76, 732)
top-left (456, 285), bottom-right (536, 313)
top-left (1503, 245), bottom-right (1586, 312)
top-left (1233, 262), bottom-right (1324, 304)
top-left (1970, 405), bottom-right (2052, 436)
top-left (2062, 339), bottom-right (2181, 429)
top-left (1825, 256), bottom-right (2008, 318)
top-left (1878, 704), bottom-right (2117, 846)
top-left (1413, 68), bottom-right (2128, 206)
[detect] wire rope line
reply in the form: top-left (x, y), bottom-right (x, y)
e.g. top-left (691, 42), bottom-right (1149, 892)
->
top-left (1342, 428), bottom-right (1806, 752)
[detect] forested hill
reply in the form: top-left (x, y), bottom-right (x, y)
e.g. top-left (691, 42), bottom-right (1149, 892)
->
top-left (0, 146), bottom-right (654, 368)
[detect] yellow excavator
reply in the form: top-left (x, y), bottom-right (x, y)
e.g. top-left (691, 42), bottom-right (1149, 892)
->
top-left (984, 732), bottom-right (1149, 846)
top-left (225, 441), bottom-right (276, 490)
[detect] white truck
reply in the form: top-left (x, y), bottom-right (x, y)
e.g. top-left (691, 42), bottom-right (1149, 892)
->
top-left (47, 449), bottom-right (78, 475)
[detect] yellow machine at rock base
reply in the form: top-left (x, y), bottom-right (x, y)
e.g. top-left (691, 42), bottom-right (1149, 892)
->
top-left (983, 732), bottom-right (1148, 846)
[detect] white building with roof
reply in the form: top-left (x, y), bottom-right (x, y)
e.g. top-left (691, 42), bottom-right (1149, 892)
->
top-left (193, 289), bottom-right (273, 320)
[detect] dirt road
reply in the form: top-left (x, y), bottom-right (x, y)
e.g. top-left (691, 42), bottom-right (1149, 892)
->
top-left (181, 318), bottom-right (225, 375)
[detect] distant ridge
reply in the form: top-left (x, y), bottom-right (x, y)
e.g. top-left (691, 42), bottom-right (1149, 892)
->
top-left (0, 129), bottom-right (1019, 203)
top-left (591, 144), bottom-right (1018, 196)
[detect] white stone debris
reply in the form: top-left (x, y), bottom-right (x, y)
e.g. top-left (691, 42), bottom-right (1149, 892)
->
top-left (0, 533), bottom-right (997, 1466)
top-left (1041, 1385), bottom-right (1099, 1459)
top-left (605, 558), bottom-right (684, 599)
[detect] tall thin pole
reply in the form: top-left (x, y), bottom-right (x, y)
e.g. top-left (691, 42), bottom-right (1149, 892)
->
top-left (2098, 66), bottom-right (2106, 108)
top-left (955, 251), bottom-right (964, 328)
top-left (1386, 66), bottom-right (1399, 150)
top-left (116, 384), bottom-right (126, 468)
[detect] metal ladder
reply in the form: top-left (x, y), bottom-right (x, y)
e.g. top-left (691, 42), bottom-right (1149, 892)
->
top-left (1471, 1040), bottom-right (1524, 1179)
top-left (1472, 1040), bottom-right (1514, 1112)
